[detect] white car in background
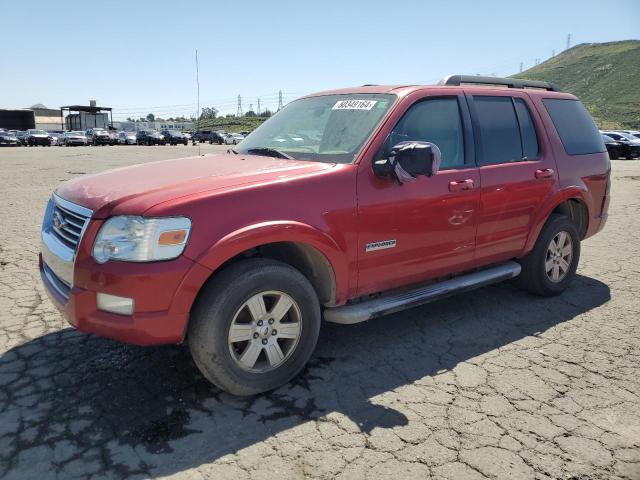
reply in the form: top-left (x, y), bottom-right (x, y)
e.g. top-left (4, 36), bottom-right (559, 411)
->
top-left (224, 133), bottom-right (245, 145)
top-left (117, 131), bottom-right (137, 145)
top-left (60, 131), bottom-right (88, 146)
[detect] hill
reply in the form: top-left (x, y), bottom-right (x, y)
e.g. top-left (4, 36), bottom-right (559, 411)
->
top-left (512, 40), bottom-right (640, 129)
top-left (195, 115), bottom-right (267, 133)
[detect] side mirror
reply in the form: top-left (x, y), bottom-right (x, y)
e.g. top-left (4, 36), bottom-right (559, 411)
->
top-left (373, 141), bottom-right (440, 182)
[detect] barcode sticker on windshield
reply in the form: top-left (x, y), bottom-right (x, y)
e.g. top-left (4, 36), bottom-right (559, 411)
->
top-left (332, 100), bottom-right (377, 111)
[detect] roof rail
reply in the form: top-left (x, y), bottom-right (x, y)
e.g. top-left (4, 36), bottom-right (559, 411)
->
top-left (438, 75), bottom-right (561, 92)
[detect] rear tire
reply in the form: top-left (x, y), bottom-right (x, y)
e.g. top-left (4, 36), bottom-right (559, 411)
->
top-left (188, 259), bottom-right (321, 396)
top-left (517, 214), bottom-right (580, 296)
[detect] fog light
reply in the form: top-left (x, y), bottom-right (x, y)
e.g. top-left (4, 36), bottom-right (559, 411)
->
top-left (97, 293), bottom-right (134, 315)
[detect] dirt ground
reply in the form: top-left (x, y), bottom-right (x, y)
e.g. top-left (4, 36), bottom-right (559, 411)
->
top-left (0, 145), bottom-right (638, 480)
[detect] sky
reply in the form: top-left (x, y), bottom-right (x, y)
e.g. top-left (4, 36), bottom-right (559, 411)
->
top-left (1, 0), bottom-right (638, 120)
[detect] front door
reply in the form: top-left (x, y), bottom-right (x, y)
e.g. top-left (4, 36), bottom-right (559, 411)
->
top-left (466, 92), bottom-right (558, 265)
top-left (356, 92), bottom-right (480, 296)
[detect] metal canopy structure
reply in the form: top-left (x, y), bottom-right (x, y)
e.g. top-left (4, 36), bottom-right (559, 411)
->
top-left (60, 104), bottom-right (113, 130)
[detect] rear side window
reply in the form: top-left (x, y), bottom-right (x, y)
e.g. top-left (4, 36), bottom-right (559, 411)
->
top-left (543, 99), bottom-right (605, 155)
top-left (473, 96), bottom-right (523, 164)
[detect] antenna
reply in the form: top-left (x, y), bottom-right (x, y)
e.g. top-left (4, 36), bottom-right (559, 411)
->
top-left (277, 90), bottom-right (283, 111)
top-left (195, 49), bottom-right (201, 156)
top-left (236, 95), bottom-right (243, 116)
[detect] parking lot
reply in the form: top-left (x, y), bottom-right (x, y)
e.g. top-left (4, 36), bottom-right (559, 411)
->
top-left (0, 145), bottom-right (638, 479)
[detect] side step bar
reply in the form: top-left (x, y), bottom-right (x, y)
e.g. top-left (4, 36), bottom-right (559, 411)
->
top-left (323, 261), bottom-right (521, 325)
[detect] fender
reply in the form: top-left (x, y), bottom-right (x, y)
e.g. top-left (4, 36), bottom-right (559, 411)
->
top-left (185, 220), bottom-right (349, 304)
top-left (522, 186), bottom-right (589, 256)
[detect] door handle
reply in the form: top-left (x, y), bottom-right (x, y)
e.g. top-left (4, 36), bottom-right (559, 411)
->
top-left (448, 179), bottom-right (475, 192)
top-left (535, 168), bottom-right (554, 179)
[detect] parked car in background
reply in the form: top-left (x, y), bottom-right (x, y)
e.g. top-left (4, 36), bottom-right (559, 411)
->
top-left (15, 131), bottom-right (28, 145)
top-left (116, 131), bottom-right (137, 145)
top-left (601, 131), bottom-right (640, 158)
top-left (161, 130), bottom-right (188, 146)
top-left (0, 131), bottom-right (21, 146)
top-left (136, 130), bottom-right (166, 145)
top-left (26, 129), bottom-right (51, 146)
top-left (85, 128), bottom-right (111, 146)
top-left (183, 132), bottom-right (192, 141)
top-left (208, 132), bottom-right (224, 144)
top-left (602, 134), bottom-right (624, 160)
top-left (108, 131), bottom-right (118, 146)
top-left (192, 130), bottom-right (213, 143)
top-left (61, 131), bottom-right (88, 146)
top-left (48, 132), bottom-right (63, 146)
top-left (625, 130), bottom-right (640, 139)
top-left (224, 133), bottom-right (245, 145)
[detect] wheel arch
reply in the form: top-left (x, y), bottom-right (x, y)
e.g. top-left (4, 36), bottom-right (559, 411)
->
top-left (523, 189), bottom-right (590, 256)
top-left (173, 221), bottom-right (348, 320)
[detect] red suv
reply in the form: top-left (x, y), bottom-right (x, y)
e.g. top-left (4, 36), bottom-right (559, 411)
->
top-left (40, 76), bottom-right (610, 395)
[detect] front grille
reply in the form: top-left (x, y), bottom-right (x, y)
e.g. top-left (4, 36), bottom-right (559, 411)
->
top-left (50, 200), bottom-right (90, 251)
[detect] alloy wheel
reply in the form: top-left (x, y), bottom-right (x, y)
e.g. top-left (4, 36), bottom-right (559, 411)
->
top-left (227, 291), bottom-right (302, 372)
top-left (545, 231), bottom-right (573, 282)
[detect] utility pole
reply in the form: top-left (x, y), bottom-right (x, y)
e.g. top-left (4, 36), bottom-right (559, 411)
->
top-left (519, 62), bottom-right (523, 73)
top-left (566, 33), bottom-right (571, 51)
top-left (236, 95), bottom-right (242, 117)
top-left (257, 98), bottom-right (261, 115)
top-left (277, 90), bottom-right (283, 111)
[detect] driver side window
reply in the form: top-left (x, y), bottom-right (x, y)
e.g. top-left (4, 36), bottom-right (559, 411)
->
top-left (390, 97), bottom-right (465, 169)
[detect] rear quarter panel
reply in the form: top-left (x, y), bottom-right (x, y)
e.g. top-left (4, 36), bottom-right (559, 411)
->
top-left (527, 93), bottom-right (610, 242)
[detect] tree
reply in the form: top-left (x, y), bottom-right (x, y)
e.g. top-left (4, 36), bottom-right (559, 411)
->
top-left (126, 117), bottom-right (134, 122)
top-left (245, 110), bottom-right (256, 118)
top-left (146, 113), bottom-right (155, 122)
top-left (260, 109), bottom-right (273, 118)
top-left (199, 107), bottom-right (218, 120)
top-left (138, 117), bottom-right (146, 122)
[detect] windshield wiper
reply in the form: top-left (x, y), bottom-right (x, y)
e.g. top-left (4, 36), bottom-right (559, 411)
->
top-left (246, 147), bottom-right (293, 159)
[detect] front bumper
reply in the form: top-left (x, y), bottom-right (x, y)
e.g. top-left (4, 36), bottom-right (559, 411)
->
top-left (93, 136), bottom-right (111, 144)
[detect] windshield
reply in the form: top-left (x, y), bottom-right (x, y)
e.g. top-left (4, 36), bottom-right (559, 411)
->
top-left (236, 93), bottom-right (396, 164)
top-left (29, 129), bottom-right (46, 135)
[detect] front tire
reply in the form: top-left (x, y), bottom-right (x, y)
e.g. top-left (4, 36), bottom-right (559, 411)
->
top-left (517, 214), bottom-right (580, 296)
top-left (188, 259), bottom-right (321, 396)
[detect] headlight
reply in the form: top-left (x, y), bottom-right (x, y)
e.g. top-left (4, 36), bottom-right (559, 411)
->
top-left (93, 216), bottom-right (191, 264)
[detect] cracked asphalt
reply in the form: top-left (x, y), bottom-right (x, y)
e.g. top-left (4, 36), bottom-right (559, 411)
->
top-left (0, 145), bottom-right (638, 480)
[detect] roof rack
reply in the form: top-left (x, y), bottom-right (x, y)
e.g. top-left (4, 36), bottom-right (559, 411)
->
top-left (438, 75), bottom-right (561, 92)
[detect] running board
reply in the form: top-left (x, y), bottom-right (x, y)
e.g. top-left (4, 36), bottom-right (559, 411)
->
top-left (323, 261), bottom-right (521, 324)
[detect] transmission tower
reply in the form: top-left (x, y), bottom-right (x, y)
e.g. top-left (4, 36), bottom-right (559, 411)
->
top-left (535, 58), bottom-right (540, 66)
top-left (552, 49), bottom-right (556, 57)
top-left (277, 90), bottom-right (283, 111)
top-left (236, 95), bottom-right (243, 116)
top-left (566, 34), bottom-right (571, 51)
top-left (519, 62), bottom-right (523, 73)
top-left (257, 98), bottom-right (261, 115)
top-left (249, 104), bottom-right (253, 113)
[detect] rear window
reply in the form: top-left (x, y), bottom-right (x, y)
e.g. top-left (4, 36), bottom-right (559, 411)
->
top-left (543, 99), bottom-right (605, 155)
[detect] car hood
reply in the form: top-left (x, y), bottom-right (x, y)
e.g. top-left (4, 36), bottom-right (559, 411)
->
top-left (55, 153), bottom-right (334, 218)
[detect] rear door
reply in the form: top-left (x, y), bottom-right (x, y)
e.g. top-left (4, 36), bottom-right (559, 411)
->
top-left (467, 91), bottom-right (558, 265)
